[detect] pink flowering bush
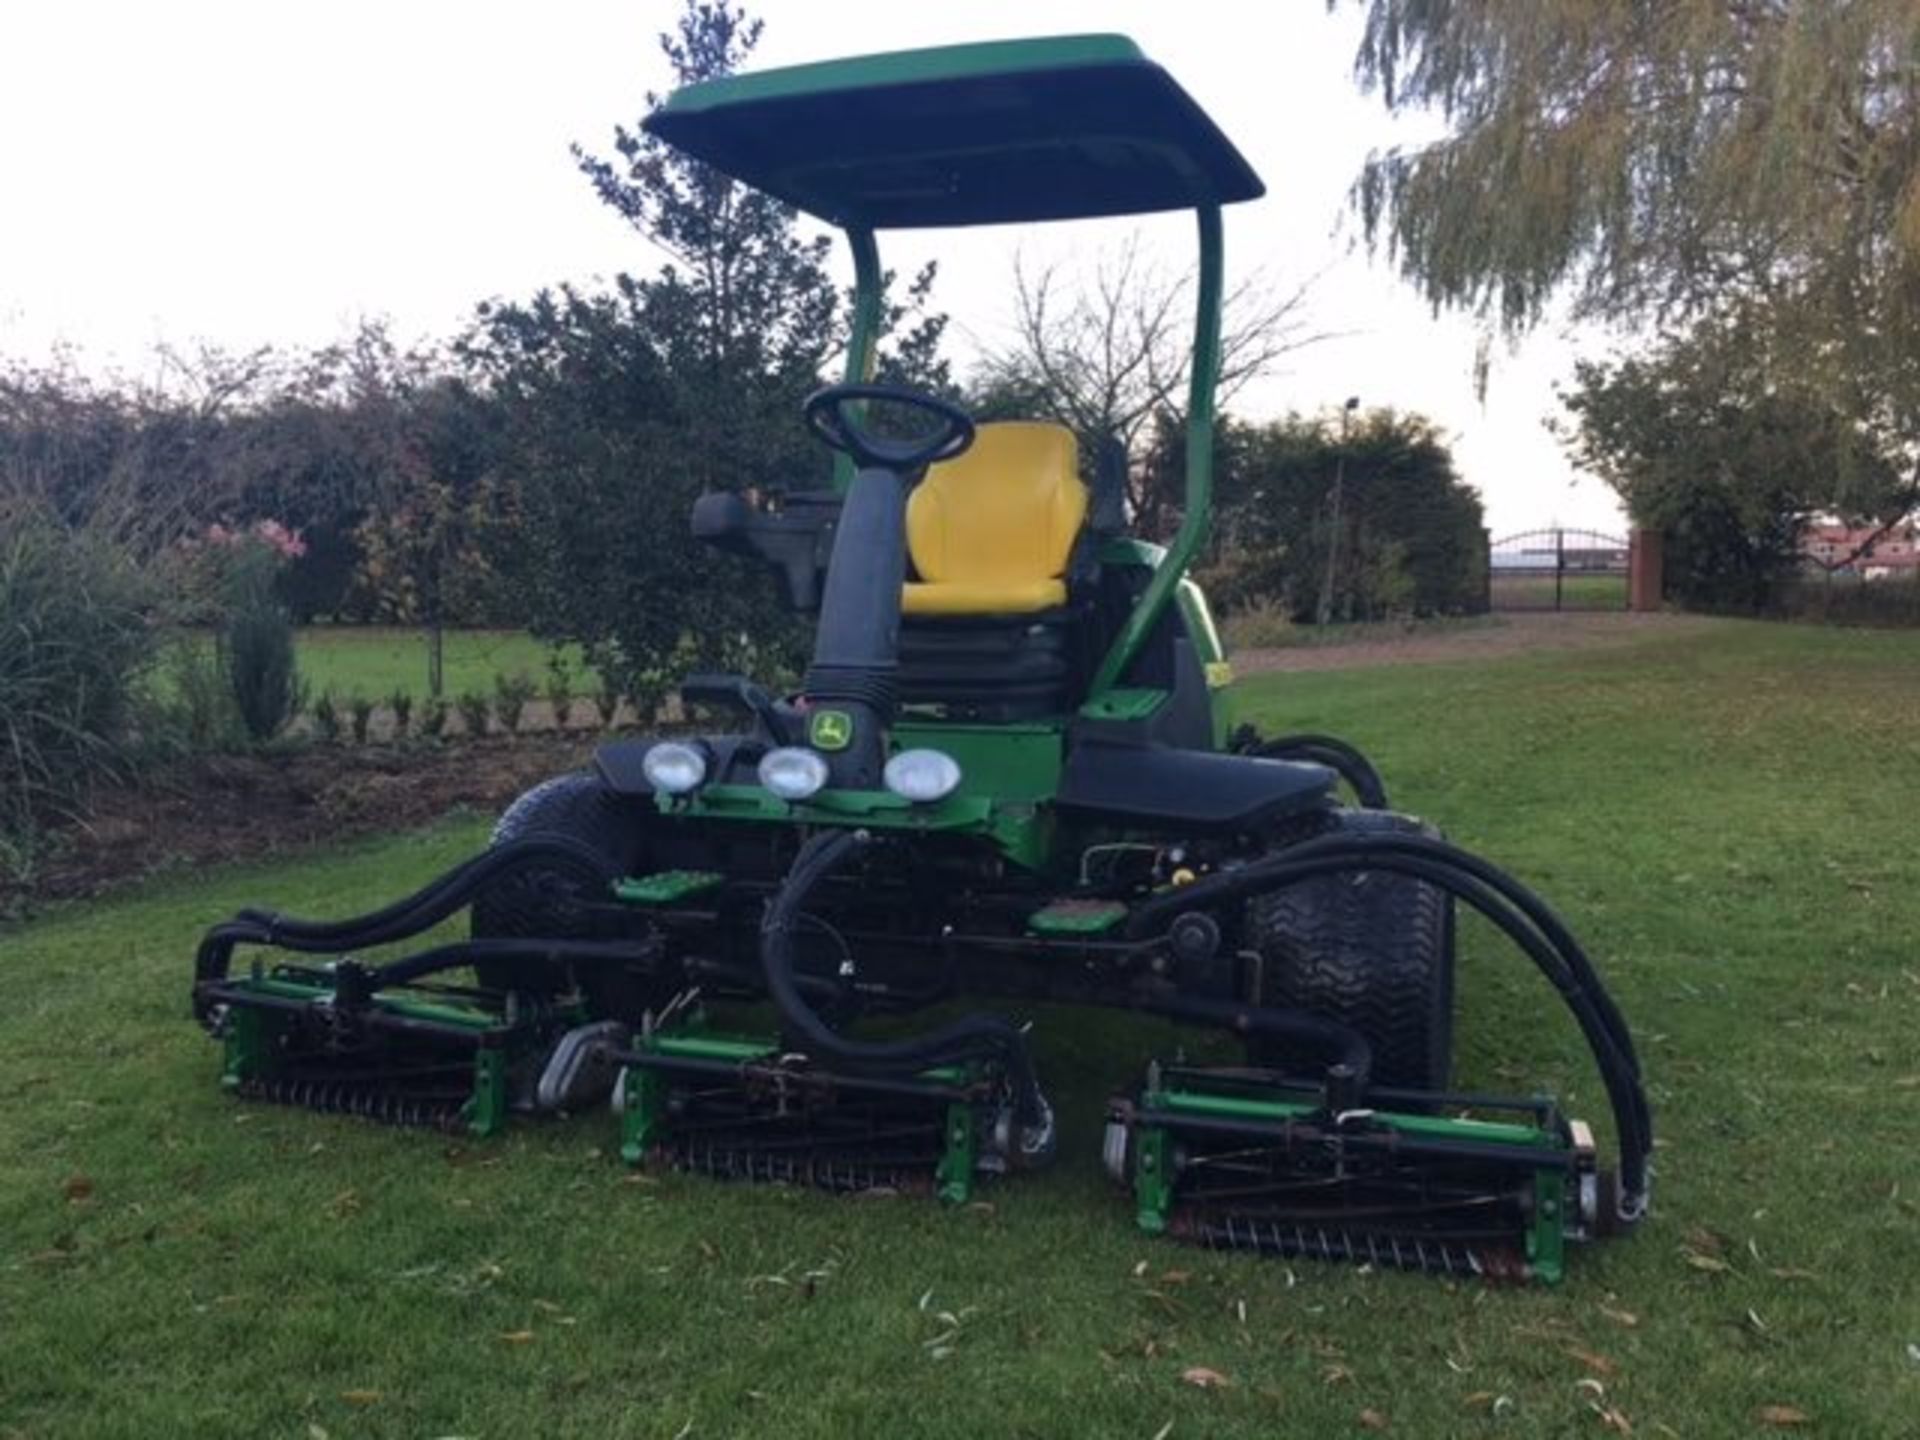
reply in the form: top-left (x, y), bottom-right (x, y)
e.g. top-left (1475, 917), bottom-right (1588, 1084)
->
top-left (206, 519), bottom-right (308, 561)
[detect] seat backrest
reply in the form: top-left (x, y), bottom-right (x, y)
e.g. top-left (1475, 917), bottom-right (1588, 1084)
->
top-left (907, 421), bottom-right (1086, 585)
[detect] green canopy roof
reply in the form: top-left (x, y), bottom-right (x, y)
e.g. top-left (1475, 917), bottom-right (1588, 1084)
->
top-left (641, 34), bottom-right (1264, 230)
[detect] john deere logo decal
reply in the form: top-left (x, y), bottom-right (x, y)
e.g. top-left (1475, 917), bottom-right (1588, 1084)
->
top-left (809, 709), bottom-right (853, 751)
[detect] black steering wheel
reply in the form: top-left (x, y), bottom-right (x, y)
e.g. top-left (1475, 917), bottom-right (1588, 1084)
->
top-left (803, 383), bottom-right (976, 471)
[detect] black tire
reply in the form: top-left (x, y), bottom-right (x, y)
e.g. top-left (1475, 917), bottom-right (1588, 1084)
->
top-left (470, 770), bottom-right (656, 1011)
top-left (1244, 809), bottom-right (1455, 1091)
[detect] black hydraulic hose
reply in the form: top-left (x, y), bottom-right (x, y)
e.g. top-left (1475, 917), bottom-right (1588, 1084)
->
top-left (372, 938), bottom-right (651, 989)
top-left (1172, 848), bottom-right (1650, 1216)
top-left (238, 836), bottom-right (615, 948)
top-left (1335, 833), bottom-right (1642, 1077)
top-left (1124, 837), bottom-right (1652, 1220)
top-left (193, 836), bottom-right (619, 1022)
top-left (1133, 990), bottom-right (1372, 1084)
top-left (1256, 832), bottom-right (1641, 1082)
top-left (1245, 733), bottom-right (1389, 809)
top-left (683, 956), bottom-right (845, 1010)
top-left (1143, 848), bottom-right (1651, 1185)
top-left (1125, 834), bottom-right (1641, 1090)
top-left (760, 830), bottom-right (1044, 1123)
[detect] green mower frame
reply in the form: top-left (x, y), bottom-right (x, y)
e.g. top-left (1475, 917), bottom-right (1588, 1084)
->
top-left (193, 35), bottom-right (1651, 1282)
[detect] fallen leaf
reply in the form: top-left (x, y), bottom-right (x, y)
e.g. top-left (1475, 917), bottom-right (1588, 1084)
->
top-left (1683, 1252), bottom-right (1730, 1274)
top-left (340, 1390), bottom-right (381, 1406)
top-left (1323, 1363), bottom-right (1355, 1386)
top-left (1151, 1423), bottom-right (1174, 1440)
top-left (1358, 1408), bottom-right (1389, 1430)
top-left (1593, 1402), bottom-right (1633, 1433)
top-left (62, 1175), bottom-right (93, 1204)
top-left (1180, 1367), bottom-right (1231, 1390)
top-left (308, 1427), bottom-right (330, 1440)
top-left (1160, 1269), bottom-right (1194, 1285)
top-left (1566, 1345), bottom-right (1617, 1376)
top-left (498, 1330), bottom-right (536, 1344)
top-left (697, 1239), bottom-right (717, 1260)
top-left (1756, 1405), bottom-right (1812, 1427)
top-left (1599, 1305), bottom-right (1640, 1328)
top-left (1461, 1392), bottom-right (1496, 1410)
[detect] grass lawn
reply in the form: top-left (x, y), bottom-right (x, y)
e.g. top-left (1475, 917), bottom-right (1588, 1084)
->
top-left (1489, 573), bottom-right (1629, 610)
top-left (5, 619), bottom-right (1917, 1437)
top-left (170, 627), bottom-right (585, 707)
top-left (294, 627), bottom-right (585, 703)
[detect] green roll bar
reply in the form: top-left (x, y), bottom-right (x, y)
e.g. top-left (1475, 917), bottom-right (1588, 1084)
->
top-left (833, 226), bottom-right (884, 494)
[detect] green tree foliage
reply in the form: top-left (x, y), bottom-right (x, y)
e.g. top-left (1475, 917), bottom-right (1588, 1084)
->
top-left (1197, 407), bottom-right (1486, 619)
top-left (332, 327), bottom-right (520, 633)
top-left (1347, 1), bottom-right (1920, 457)
top-left (1558, 313), bottom-right (1907, 609)
top-left (462, 280), bottom-right (806, 714)
top-left (471, 0), bottom-right (948, 713)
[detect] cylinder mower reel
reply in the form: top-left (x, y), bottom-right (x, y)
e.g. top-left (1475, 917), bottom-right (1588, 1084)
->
top-left (185, 31), bottom-right (1651, 1286)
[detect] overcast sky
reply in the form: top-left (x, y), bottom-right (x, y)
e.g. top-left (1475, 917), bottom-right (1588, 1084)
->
top-left (0, 1), bottom-right (1630, 533)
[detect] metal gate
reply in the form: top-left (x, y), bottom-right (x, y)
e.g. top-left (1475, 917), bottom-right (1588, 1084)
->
top-left (1488, 529), bottom-right (1630, 612)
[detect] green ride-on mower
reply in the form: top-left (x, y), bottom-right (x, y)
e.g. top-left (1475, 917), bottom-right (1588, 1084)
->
top-left (191, 35), bottom-right (1651, 1282)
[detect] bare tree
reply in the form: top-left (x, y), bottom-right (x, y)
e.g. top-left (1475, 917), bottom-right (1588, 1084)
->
top-left (972, 234), bottom-right (1332, 497)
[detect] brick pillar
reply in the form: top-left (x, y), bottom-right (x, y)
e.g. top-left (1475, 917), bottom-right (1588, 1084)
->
top-left (1628, 527), bottom-right (1664, 612)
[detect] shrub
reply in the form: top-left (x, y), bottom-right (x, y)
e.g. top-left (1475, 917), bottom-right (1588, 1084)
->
top-left (388, 689), bottom-right (414, 739)
top-left (159, 635), bottom-right (243, 751)
top-left (311, 691), bottom-right (342, 743)
top-left (1219, 597), bottom-right (1296, 651)
top-left (0, 517), bottom-right (154, 867)
top-left (226, 594), bottom-right (304, 742)
top-left (545, 656), bottom-right (575, 729)
top-left (422, 696), bottom-right (449, 739)
top-left (493, 671), bottom-right (536, 733)
top-left (456, 691), bottom-right (490, 737)
top-left (218, 537), bottom-right (306, 744)
top-left (597, 675), bottom-right (623, 731)
top-left (347, 695), bottom-right (375, 744)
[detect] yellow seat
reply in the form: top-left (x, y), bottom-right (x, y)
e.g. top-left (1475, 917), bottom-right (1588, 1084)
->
top-left (902, 421), bottom-right (1087, 617)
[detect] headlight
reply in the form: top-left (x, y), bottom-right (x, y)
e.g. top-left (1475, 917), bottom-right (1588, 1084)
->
top-left (758, 746), bottom-right (829, 801)
top-left (883, 748), bottom-right (962, 803)
top-left (641, 740), bottom-right (707, 795)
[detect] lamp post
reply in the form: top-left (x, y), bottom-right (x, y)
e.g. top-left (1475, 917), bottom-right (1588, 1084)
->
top-left (1317, 395), bottom-right (1361, 626)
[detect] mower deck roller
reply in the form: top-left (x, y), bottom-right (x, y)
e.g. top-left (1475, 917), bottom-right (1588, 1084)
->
top-left (187, 32), bottom-right (1651, 1283)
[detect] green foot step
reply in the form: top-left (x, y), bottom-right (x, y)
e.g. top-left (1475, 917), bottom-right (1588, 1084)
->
top-left (1028, 898), bottom-right (1127, 936)
top-left (613, 870), bottom-right (725, 905)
